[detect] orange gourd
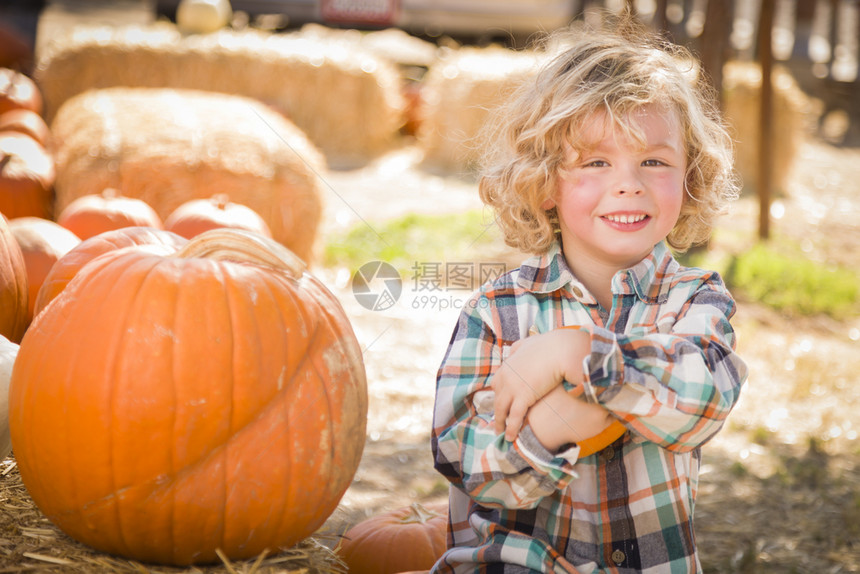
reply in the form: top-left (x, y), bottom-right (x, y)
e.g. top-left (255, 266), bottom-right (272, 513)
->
top-left (34, 226), bottom-right (186, 317)
top-left (0, 212), bottom-right (27, 342)
top-left (9, 228), bottom-right (368, 565)
top-left (339, 502), bottom-right (448, 574)
top-left (0, 133), bottom-right (55, 220)
top-left (164, 194), bottom-right (273, 240)
top-left (56, 188), bottom-right (163, 240)
top-left (574, 411), bottom-right (627, 458)
top-left (8, 217), bottom-right (80, 325)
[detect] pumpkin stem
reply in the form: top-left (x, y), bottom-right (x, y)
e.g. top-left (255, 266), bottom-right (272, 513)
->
top-left (211, 193), bottom-right (230, 210)
top-left (172, 228), bottom-right (307, 278)
top-left (399, 502), bottom-right (445, 525)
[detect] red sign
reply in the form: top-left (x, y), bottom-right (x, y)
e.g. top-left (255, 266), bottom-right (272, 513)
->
top-left (320, 0), bottom-right (400, 26)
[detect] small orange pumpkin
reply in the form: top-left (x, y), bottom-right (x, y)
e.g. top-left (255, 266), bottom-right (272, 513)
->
top-left (0, 68), bottom-right (41, 116)
top-left (0, 133), bottom-right (55, 220)
top-left (10, 228), bottom-right (368, 566)
top-left (34, 226), bottom-right (186, 317)
top-left (339, 502), bottom-right (448, 574)
top-left (56, 188), bottom-right (163, 240)
top-left (0, 213), bottom-right (27, 342)
top-left (8, 217), bottom-right (80, 325)
top-left (164, 194), bottom-right (273, 240)
top-left (0, 108), bottom-right (51, 148)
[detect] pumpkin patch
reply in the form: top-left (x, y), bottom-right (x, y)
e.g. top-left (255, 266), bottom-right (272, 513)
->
top-left (9, 228), bottom-right (368, 565)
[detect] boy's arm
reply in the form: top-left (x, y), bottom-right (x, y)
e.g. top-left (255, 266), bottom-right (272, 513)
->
top-left (431, 293), bottom-right (584, 510)
top-left (525, 385), bottom-right (614, 451)
top-left (491, 327), bottom-right (591, 441)
top-left (582, 276), bottom-right (748, 452)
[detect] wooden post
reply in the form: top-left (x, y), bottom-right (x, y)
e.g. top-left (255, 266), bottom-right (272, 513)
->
top-left (699, 0), bottom-right (733, 110)
top-left (758, 0), bottom-right (775, 240)
top-left (654, 0), bottom-right (669, 33)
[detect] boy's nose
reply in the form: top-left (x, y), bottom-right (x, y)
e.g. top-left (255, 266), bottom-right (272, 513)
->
top-left (612, 164), bottom-right (645, 196)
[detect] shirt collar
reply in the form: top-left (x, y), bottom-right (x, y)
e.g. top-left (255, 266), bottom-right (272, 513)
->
top-left (516, 239), bottom-right (678, 305)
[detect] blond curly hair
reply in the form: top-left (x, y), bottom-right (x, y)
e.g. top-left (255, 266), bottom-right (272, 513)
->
top-left (478, 17), bottom-right (739, 254)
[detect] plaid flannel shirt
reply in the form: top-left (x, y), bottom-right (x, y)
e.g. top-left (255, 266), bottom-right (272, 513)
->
top-left (431, 240), bottom-right (748, 573)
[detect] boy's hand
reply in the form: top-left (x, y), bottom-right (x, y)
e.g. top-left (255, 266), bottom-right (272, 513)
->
top-left (492, 328), bottom-right (591, 441)
top-left (527, 385), bottom-right (614, 452)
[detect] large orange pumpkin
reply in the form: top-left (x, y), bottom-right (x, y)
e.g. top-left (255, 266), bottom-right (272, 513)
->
top-left (164, 194), bottom-right (272, 240)
top-left (0, 212), bottom-right (28, 342)
top-left (339, 502), bottom-right (448, 574)
top-left (34, 226), bottom-right (187, 317)
top-left (8, 216), bottom-right (80, 325)
top-left (0, 133), bottom-right (55, 220)
top-left (9, 228), bottom-right (368, 565)
top-left (56, 188), bottom-right (163, 240)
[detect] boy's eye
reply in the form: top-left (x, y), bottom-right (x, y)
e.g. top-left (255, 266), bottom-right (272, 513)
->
top-left (585, 160), bottom-right (608, 167)
top-left (642, 159), bottom-right (667, 167)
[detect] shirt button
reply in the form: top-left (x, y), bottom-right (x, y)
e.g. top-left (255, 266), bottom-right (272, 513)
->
top-left (611, 549), bottom-right (626, 564)
top-left (571, 285), bottom-right (584, 298)
top-left (601, 446), bottom-right (615, 461)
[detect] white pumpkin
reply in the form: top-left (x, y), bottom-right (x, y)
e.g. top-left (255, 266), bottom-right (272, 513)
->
top-left (0, 334), bottom-right (18, 460)
top-left (176, 0), bottom-right (233, 34)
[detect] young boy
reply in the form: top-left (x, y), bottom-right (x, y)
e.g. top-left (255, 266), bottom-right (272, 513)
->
top-left (431, 17), bottom-right (749, 573)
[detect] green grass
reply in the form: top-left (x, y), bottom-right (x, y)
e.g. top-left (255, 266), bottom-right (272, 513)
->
top-left (328, 214), bottom-right (859, 319)
top-left (679, 235), bottom-right (859, 319)
top-left (323, 209), bottom-right (504, 273)
top-left (723, 243), bottom-right (859, 318)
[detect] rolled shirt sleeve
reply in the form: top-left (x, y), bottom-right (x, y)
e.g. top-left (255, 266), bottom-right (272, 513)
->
top-left (581, 273), bottom-right (748, 452)
top-left (432, 294), bottom-right (581, 510)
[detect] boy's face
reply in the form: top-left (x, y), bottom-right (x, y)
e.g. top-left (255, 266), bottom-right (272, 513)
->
top-left (549, 104), bottom-right (686, 273)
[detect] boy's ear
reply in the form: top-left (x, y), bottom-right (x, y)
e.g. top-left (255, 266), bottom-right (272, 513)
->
top-left (541, 198), bottom-right (556, 210)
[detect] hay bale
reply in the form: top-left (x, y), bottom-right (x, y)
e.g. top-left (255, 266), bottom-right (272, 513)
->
top-left (50, 87), bottom-right (324, 263)
top-left (298, 24), bottom-right (439, 69)
top-left (35, 23), bottom-right (405, 166)
top-left (296, 24), bottom-right (439, 138)
top-left (722, 61), bottom-right (818, 196)
top-left (417, 45), bottom-right (543, 174)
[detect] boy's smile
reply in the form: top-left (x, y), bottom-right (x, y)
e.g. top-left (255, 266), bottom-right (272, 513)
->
top-left (547, 104), bottom-right (687, 279)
